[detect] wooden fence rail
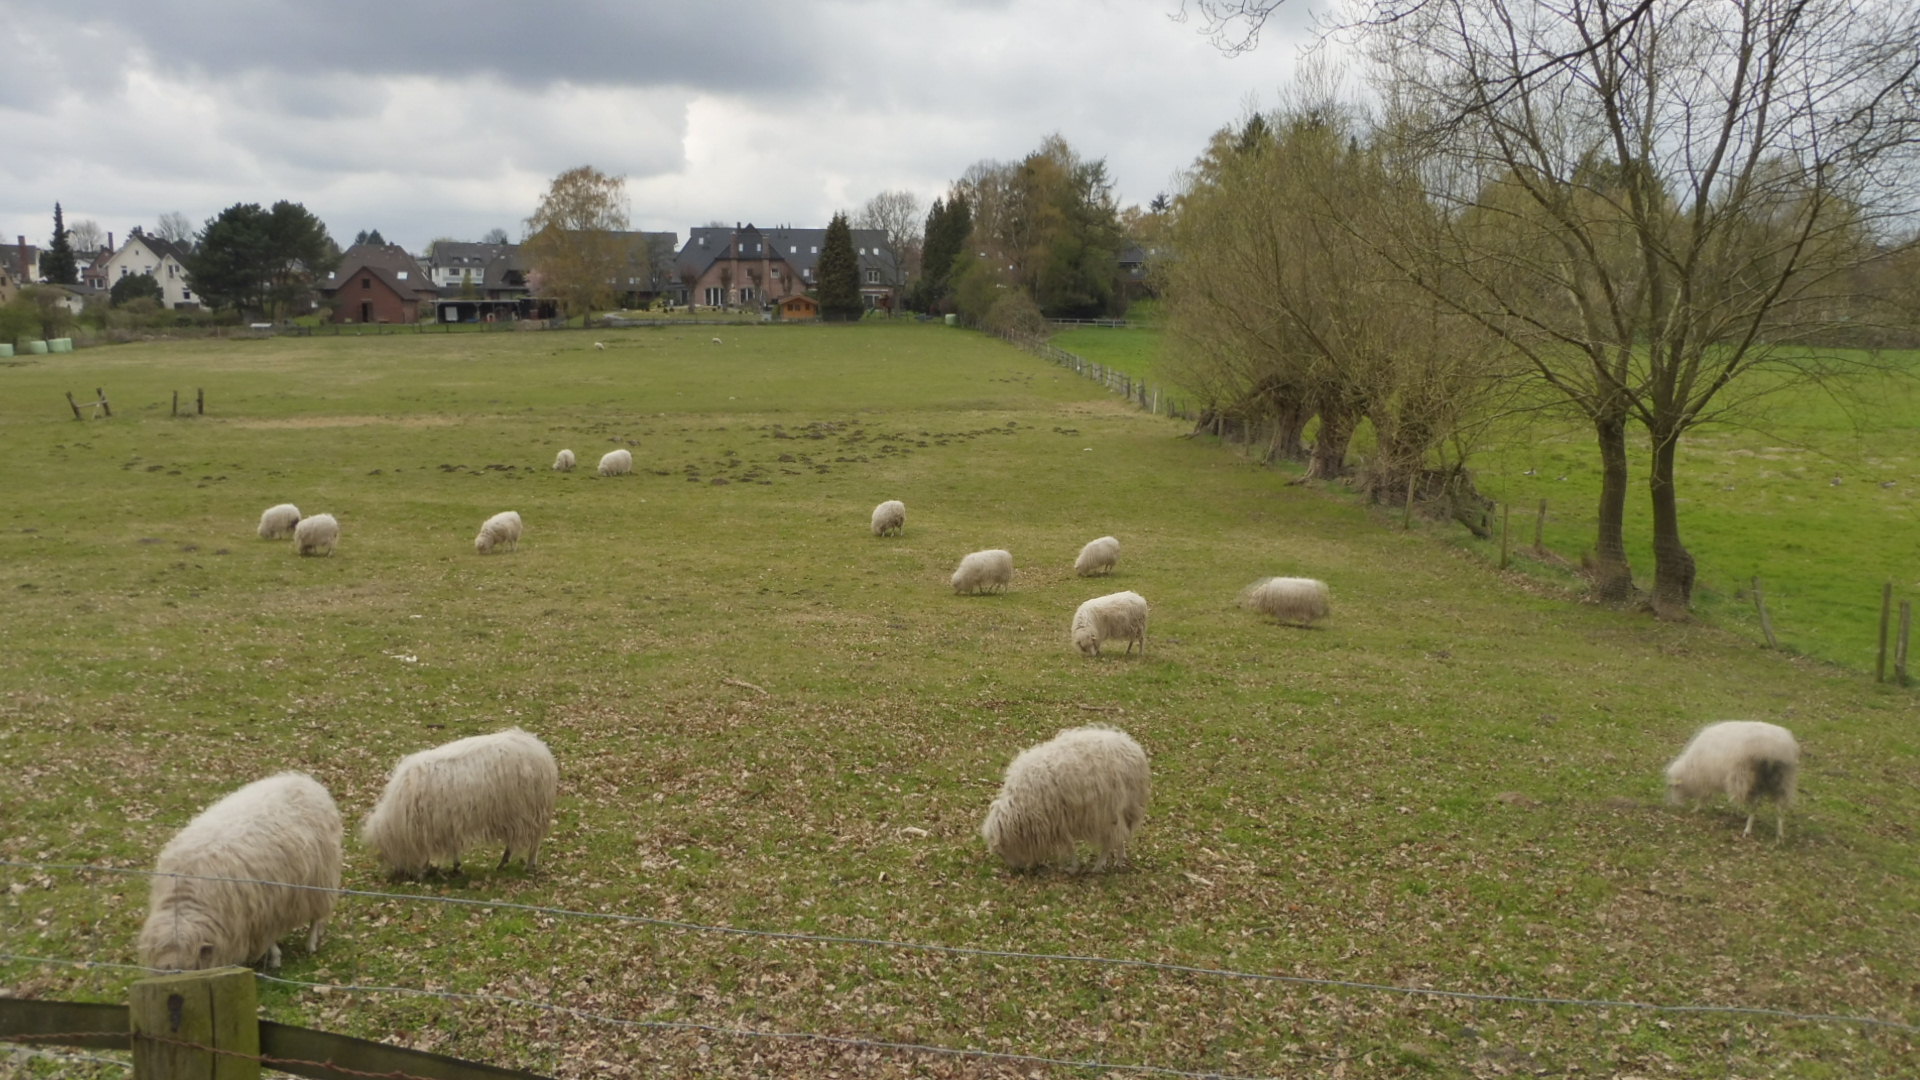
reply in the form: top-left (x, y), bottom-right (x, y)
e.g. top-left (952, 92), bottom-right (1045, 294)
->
top-left (998, 331), bottom-right (1194, 422)
top-left (2, 976), bottom-right (549, 1080)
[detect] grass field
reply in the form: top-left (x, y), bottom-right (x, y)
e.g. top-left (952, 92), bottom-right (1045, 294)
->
top-left (3, 323), bottom-right (1917, 1078)
top-left (1053, 328), bottom-right (1920, 673)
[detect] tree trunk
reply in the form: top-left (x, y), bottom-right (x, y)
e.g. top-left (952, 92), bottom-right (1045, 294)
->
top-left (1648, 428), bottom-right (1696, 619)
top-left (1589, 410), bottom-right (1636, 603)
top-left (1304, 403), bottom-right (1358, 480)
top-left (1267, 401), bottom-right (1311, 463)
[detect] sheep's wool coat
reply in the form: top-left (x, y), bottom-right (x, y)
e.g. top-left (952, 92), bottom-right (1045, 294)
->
top-left (951, 549), bottom-right (1014, 594)
top-left (293, 514), bottom-right (339, 556)
top-left (258, 503), bottom-right (302, 540)
top-left (1665, 720), bottom-right (1800, 837)
top-left (1242, 577), bottom-right (1330, 625)
top-left (361, 727), bottom-right (559, 876)
top-left (982, 726), bottom-right (1149, 871)
top-left (1074, 536), bottom-right (1120, 577)
top-left (1071, 591), bottom-right (1149, 656)
top-left (871, 500), bottom-right (907, 537)
top-left (138, 772), bottom-right (343, 971)
top-left (598, 449), bottom-right (633, 476)
top-left (553, 449), bottom-right (576, 472)
top-left (475, 510), bottom-right (524, 554)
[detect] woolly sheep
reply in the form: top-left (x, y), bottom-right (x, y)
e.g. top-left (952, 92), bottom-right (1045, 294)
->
top-left (257, 503), bottom-right (302, 540)
top-left (137, 771), bottom-right (342, 971)
top-left (593, 341), bottom-right (606, 350)
top-left (553, 448), bottom-right (576, 472)
top-left (711, 336), bottom-right (723, 345)
top-left (1074, 535), bottom-right (1120, 577)
top-left (1242, 576), bottom-right (1330, 626)
top-left (1071, 590), bottom-right (1149, 657)
top-left (474, 510), bottom-right (523, 555)
top-left (598, 448), bottom-right (633, 476)
top-left (361, 727), bottom-right (559, 877)
top-left (293, 513), bottom-right (339, 557)
top-left (951, 549), bottom-right (1014, 594)
top-left (871, 499), bottom-right (907, 537)
top-left (1665, 720), bottom-right (1801, 841)
top-left (981, 726), bottom-right (1150, 872)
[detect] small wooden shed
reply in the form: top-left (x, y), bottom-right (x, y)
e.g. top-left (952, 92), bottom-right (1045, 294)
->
top-left (776, 294), bottom-right (820, 321)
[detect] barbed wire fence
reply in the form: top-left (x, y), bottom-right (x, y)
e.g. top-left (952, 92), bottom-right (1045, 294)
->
top-left (6, 859), bottom-right (1916, 1078)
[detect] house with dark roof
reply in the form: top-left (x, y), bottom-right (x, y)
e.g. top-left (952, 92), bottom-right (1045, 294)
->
top-left (101, 229), bottom-right (198, 309)
top-left (318, 244), bottom-right (437, 324)
top-left (2, 237), bottom-right (40, 289)
top-left (671, 223), bottom-right (901, 313)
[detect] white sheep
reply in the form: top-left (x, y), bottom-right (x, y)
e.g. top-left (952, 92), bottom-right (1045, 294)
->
top-left (474, 510), bottom-right (523, 554)
top-left (981, 726), bottom-right (1150, 872)
top-left (361, 727), bottom-right (559, 877)
top-left (293, 513), bottom-right (339, 557)
top-left (593, 341), bottom-right (606, 350)
top-left (951, 549), bottom-right (1014, 594)
top-left (1242, 576), bottom-right (1330, 626)
top-left (1665, 721), bottom-right (1801, 841)
top-left (1072, 590), bottom-right (1149, 657)
top-left (871, 499), bottom-right (907, 537)
top-left (598, 448), bottom-right (633, 476)
top-left (257, 503), bottom-right (301, 540)
top-left (711, 336), bottom-right (723, 345)
top-left (553, 448), bottom-right (576, 472)
top-left (137, 771), bottom-right (342, 971)
top-left (1074, 535), bottom-right (1120, 577)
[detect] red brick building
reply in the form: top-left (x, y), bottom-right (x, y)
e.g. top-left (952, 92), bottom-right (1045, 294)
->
top-left (319, 244), bottom-right (436, 324)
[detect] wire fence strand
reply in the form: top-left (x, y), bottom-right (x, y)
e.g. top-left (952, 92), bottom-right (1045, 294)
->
top-left (4, 858), bottom-right (1916, 1036)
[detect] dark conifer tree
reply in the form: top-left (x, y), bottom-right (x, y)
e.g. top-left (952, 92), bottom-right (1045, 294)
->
top-left (816, 212), bottom-right (863, 321)
top-left (43, 203), bottom-right (78, 285)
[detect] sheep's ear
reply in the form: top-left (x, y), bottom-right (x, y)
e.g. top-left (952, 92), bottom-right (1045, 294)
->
top-left (197, 943), bottom-right (216, 968)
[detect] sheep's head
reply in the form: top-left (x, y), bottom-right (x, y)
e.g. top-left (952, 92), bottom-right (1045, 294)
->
top-left (1072, 624), bottom-right (1100, 656)
top-left (474, 532), bottom-right (493, 554)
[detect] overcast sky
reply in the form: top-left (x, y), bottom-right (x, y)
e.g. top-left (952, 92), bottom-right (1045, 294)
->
top-left (0, 0), bottom-right (1331, 256)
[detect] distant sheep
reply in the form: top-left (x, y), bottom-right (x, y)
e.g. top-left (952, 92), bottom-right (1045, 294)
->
top-left (474, 510), bottom-right (523, 555)
top-left (361, 727), bottom-right (559, 877)
top-left (981, 726), bottom-right (1149, 872)
top-left (1074, 536), bottom-right (1120, 577)
top-left (553, 449), bottom-right (576, 472)
top-left (593, 341), bottom-right (606, 350)
top-left (1072, 590), bottom-right (1149, 657)
top-left (1242, 576), bottom-right (1330, 626)
top-left (598, 448), bottom-right (633, 476)
top-left (951, 549), bottom-right (1014, 594)
top-left (293, 513), bottom-right (339, 557)
top-left (137, 772), bottom-right (342, 971)
top-left (711, 337), bottom-right (723, 345)
top-left (257, 503), bottom-right (301, 540)
top-left (1665, 721), bottom-right (1801, 840)
top-left (871, 499), bottom-right (906, 537)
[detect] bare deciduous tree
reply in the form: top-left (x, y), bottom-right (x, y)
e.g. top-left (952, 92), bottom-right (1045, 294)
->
top-left (67, 219), bottom-right (105, 253)
top-left (155, 212), bottom-right (194, 245)
top-left (854, 189), bottom-right (923, 296)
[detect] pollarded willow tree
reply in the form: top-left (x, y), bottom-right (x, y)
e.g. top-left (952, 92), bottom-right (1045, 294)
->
top-left (523, 165), bottom-right (630, 322)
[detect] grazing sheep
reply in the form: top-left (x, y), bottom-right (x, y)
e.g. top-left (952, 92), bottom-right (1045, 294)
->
top-left (257, 503), bottom-right (302, 540)
top-left (361, 727), bottom-right (559, 877)
top-left (474, 510), bottom-right (523, 555)
top-left (711, 336), bottom-right (723, 345)
top-left (292, 513), bottom-right (339, 557)
top-left (1241, 576), bottom-right (1330, 626)
top-left (1071, 590), bottom-right (1149, 657)
top-left (981, 726), bottom-right (1150, 872)
top-left (137, 772), bottom-right (342, 971)
top-left (1665, 721), bottom-right (1801, 841)
top-left (871, 499), bottom-right (907, 537)
top-left (1074, 535), bottom-right (1120, 577)
top-left (593, 341), bottom-right (606, 350)
top-left (951, 549), bottom-right (1014, 594)
top-left (598, 448), bottom-right (633, 476)
top-left (553, 449), bottom-right (576, 472)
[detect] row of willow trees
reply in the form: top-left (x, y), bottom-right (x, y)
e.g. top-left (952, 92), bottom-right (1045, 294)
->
top-left (1161, 0), bottom-right (1920, 618)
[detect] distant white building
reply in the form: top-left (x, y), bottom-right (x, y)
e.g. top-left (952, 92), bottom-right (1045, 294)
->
top-left (100, 228), bottom-right (198, 308)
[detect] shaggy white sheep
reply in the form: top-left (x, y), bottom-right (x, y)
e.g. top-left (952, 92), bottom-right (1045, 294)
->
top-left (1071, 590), bottom-right (1149, 657)
top-left (871, 499), bottom-right (907, 537)
top-left (981, 726), bottom-right (1149, 872)
top-left (711, 336), bottom-right (723, 345)
top-left (474, 510), bottom-right (524, 555)
top-left (593, 341), bottom-right (606, 350)
top-left (598, 448), bottom-right (633, 476)
top-left (293, 513), bottom-right (339, 557)
top-left (1242, 576), bottom-right (1331, 626)
top-left (951, 549), bottom-right (1014, 594)
top-left (137, 771), bottom-right (342, 971)
top-left (553, 449), bottom-right (576, 472)
top-left (257, 503), bottom-right (302, 540)
top-left (1074, 536), bottom-right (1120, 577)
top-left (361, 727), bottom-right (559, 877)
top-left (1665, 720), bottom-right (1801, 840)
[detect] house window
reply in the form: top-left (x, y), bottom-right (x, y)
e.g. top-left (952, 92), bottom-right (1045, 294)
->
top-left (705, 286), bottom-right (725, 306)
top-left (397, 271), bottom-right (408, 280)
top-left (803, 268), bottom-right (813, 280)
top-left (182, 289), bottom-right (192, 300)
top-left (866, 269), bottom-right (880, 284)
top-left (740, 287), bottom-right (756, 302)
top-left (811, 246), bottom-right (818, 254)
top-left (362, 277), bottom-right (372, 289)
top-left (859, 248), bottom-right (866, 255)
top-left (770, 268), bottom-right (780, 279)
top-left (789, 246), bottom-right (797, 254)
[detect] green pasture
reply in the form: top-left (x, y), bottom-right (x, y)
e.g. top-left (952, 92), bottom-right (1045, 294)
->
top-left (2, 324), bottom-right (1915, 1078)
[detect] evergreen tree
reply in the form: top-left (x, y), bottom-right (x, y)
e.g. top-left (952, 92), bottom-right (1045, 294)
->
top-left (352, 229), bottom-right (386, 247)
top-left (43, 203), bottom-right (78, 285)
top-left (816, 212), bottom-right (863, 321)
top-left (187, 201), bottom-right (338, 319)
top-left (910, 193), bottom-right (970, 312)
top-left (109, 272), bottom-right (165, 306)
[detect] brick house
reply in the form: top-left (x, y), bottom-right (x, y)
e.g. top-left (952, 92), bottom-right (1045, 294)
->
top-left (319, 244), bottom-right (437, 324)
top-left (2, 237), bottom-right (39, 289)
top-left (672, 223), bottom-right (900, 313)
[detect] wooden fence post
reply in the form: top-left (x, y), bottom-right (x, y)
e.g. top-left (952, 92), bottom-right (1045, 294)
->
top-left (66, 390), bottom-right (83, 421)
top-left (97, 389), bottom-right (112, 418)
top-left (1752, 577), bottom-right (1779, 650)
top-left (1898, 601), bottom-right (1912, 688)
top-left (130, 966), bottom-right (260, 1079)
top-left (1877, 582), bottom-right (1893, 683)
top-left (172, 390), bottom-right (179, 417)
top-left (1498, 502), bottom-right (1512, 569)
top-left (197, 388), bottom-right (205, 415)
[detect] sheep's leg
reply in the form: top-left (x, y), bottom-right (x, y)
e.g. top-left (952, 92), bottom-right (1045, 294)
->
top-left (497, 847), bottom-right (512, 871)
top-left (1742, 812), bottom-right (1755, 838)
top-left (264, 943), bottom-right (282, 970)
top-left (1776, 808), bottom-right (1786, 843)
top-left (307, 916), bottom-right (327, 954)
top-left (527, 838), bottom-right (541, 872)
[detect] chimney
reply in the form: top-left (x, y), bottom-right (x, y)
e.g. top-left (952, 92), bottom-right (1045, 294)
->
top-left (107, 231), bottom-right (115, 253)
top-left (17, 237), bottom-right (27, 282)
